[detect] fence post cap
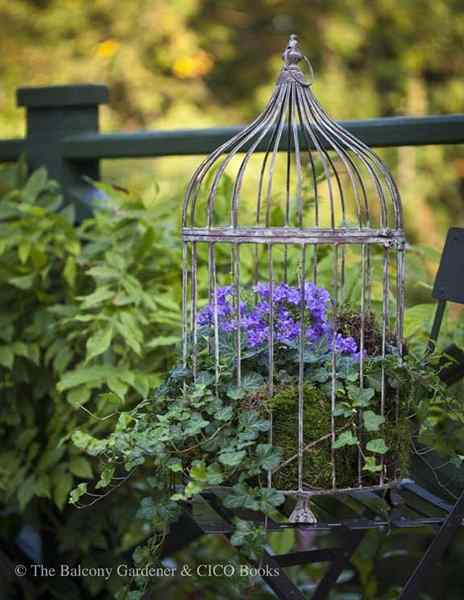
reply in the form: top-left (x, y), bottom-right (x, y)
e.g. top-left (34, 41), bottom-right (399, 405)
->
top-left (17, 84), bottom-right (109, 108)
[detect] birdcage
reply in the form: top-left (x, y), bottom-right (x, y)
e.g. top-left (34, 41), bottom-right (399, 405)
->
top-left (181, 35), bottom-right (406, 522)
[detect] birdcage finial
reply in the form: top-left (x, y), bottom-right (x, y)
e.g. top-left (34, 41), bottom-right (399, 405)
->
top-left (279, 34), bottom-right (314, 86)
top-left (282, 34), bottom-right (303, 66)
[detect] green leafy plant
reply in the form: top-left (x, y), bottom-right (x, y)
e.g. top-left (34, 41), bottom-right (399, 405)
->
top-left (0, 162), bottom-right (183, 597)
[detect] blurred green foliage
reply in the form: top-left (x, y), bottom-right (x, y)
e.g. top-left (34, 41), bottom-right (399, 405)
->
top-left (0, 0), bottom-right (463, 246)
top-left (0, 162), bottom-right (463, 598)
top-left (0, 162), bottom-right (183, 597)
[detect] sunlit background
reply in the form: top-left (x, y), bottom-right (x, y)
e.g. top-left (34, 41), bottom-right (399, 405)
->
top-left (0, 1), bottom-right (463, 296)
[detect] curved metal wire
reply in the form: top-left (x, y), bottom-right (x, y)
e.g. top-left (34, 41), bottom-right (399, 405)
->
top-left (183, 36), bottom-right (402, 233)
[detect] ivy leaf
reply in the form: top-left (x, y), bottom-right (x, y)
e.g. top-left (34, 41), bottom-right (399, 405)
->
top-left (224, 484), bottom-right (259, 511)
top-left (333, 430), bottom-right (358, 449)
top-left (312, 367), bottom-right (330, 383)
top-left (239, 411), bottom-right (270, 432)
top-left (363, 456), bottom-right (383, 473)
top-left (333, 402), bottom-right (353, 418)
top-left (256, 444), bottom-right (282, 471)
top-left (259, 487), bottom-right (285, 509)
top-left (226, 385), bottom-right (245, 400)
top-left (366, 438), bottom-right (389, 454)
top-left (190, 460), bottom-right (208, 482)
top-left (363, 410), bottom-right (385, 432)
top-left (219, 450), bottom-right (246, 467)
top-left (183, 414), bottom-right (209, 436)
top-left (184, 481), bottom-right (203, 497)
top-left (216, 405), bottom-right (233, 421)
top-left (206, 464), bottom-right (224, 485)
top-left (348, 386), bottom-right (375, 407)
top-left (167, 460), bottom-right (183, 473)
top-left (96, 466), bottom-right (115, 489)
top-left (69, 483), bottom-right (88, 505)
top-left (241, 372), bottom-right (264, 391)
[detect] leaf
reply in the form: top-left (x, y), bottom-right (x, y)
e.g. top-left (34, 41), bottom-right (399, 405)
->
top-left (363, 410), bottom-right (385, 432)
top-left (71, 431), bottom-right (107, 456)
top-left (404, 304), bottom-right (435, 339)
top-left (69, 457), bottom-right (93, 479)
top-left (53, 471), bottom-right (74, 510)
top-left (8, 274), bottom-right (35, 290)
top-left (259, 487), bottom-right (285, 508)
top-left (366, 438), bottom-right (389, 454)
top-left (333, 430), bottom-right (358, 449)
top-left (18, 242), bottom-right (31, 264)
top-left (107, 377), bottom-right (128, 400)
top-left (241, 372), bottom-right (265, 391)
top-left (78, 286), bottom-right (114, 309)
top-left (87, 265), bottom-right (120, 280)
top-left (96, 466), bottom-right (115, 489)
top-left (348, 386), bottom-right (375, 407)
top-left (69, 483), bottom-right (88, 505)
top-left (146, 336), bottom-right (180, 349)
top-left (226, 385), bottom-right (245, 400)
top-left (363, 456), bottom-right (383, 473)
top-left (58, 366), bottom-right (128, 391)
top-left (167, 460), bottom-right (183, 473)
top-left (206, 464), bottom-right (224, 485)
top-left (333, 402), bottom-right (353, 418)
top-left (216, 405), bottom-right (233, 421)
top-left (190, 460), bottom-right (208, 482)
top-left (67, 386), bottom-right (92, 408)
top-left (35, 474), bottom-right (51, 499)
top-left (18, 476), bottom-right (36, 510)
top-left (85, 325), bottom-right (113, 363)
top-left (0, 346), bottom-right (14, 369)
top-left (219, 450), bottom-right (246, 467)
top-left (256, 444), bottom-right (282, 471)
top-left (64, 256), bottom-right (76, 288)
top-left (22, 167), bottom-right (48, 203)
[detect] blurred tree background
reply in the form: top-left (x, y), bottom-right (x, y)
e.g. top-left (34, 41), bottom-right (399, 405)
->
top-left (0, 0), bottom-right (463, 248)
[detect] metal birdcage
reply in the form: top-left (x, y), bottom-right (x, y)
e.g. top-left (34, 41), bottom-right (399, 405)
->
top-left (181, 34), bottom-right (406, 521)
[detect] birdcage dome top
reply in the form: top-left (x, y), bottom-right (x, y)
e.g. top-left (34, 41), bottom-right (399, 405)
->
top-left (183, 35), bottom-right (403, 245)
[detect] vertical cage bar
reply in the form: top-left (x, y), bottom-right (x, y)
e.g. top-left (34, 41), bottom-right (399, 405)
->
top-left (267, 243), bottom-right (274, 488)
top-left (191, 242), bottom-right (198, 381)
top-left (340, 245), bottom-right (346, 305)
top-left (283, 85), bottom-right (293, 282)
top-left (380, 245), bottom-right (389, 485)
top-left (358, 243), bottom-right (367, 486)
top-left (233, 243), bottom-right (241, 387)
top-left (366, 245), bottom-right (372, 311)
top-left (210, 243), bottom-right (220, 394)
top-left (331, 244), bottom-right (339, 489)
top-left (298, 244), bottom-right (306, 491)
top-left (396, 242), bottom-right (406, 355)
top-left (395, 243), bottom-right (406, 426)
top-left (182, 243), bottom-right (189, 372)
top-left (312, 244), bottom-right (318, 284)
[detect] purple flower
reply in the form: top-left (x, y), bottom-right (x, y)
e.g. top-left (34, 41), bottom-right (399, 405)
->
top-left (197, 282), bottom-right (359, 358)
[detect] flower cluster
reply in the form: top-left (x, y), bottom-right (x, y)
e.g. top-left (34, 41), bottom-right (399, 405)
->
top-left (197, 282), bottom-right (359, 357)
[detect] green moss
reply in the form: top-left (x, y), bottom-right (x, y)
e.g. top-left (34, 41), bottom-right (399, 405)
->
top-left (264, 383), bottom-right (411, 490)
